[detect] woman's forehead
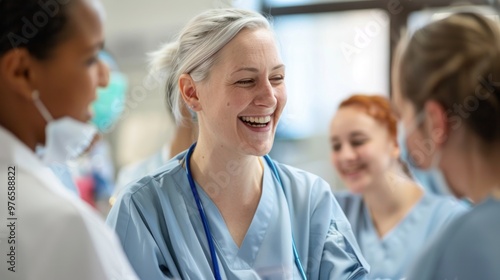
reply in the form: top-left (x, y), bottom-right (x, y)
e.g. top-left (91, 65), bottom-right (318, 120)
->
top-left (331, 108), bottom-right (388, 135)
top-left (217, 28), bottom-right (281, 67)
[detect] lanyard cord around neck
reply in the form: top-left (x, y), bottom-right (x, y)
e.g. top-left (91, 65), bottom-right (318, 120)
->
top-left (185, 143), bottom-right (222, 280)
top-left (184, 143), bottom-right (307, 280)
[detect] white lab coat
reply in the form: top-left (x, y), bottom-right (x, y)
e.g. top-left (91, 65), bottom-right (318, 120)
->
top-left (0, 126), bottom-right (138, 280)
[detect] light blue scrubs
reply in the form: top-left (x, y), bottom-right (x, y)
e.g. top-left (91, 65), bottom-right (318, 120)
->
top-left (335, 192), bottom-right (468, 280)
top-left (408, 196), bottom-right (500, 280)
top-left (107, 151), bottom-right (370, 279)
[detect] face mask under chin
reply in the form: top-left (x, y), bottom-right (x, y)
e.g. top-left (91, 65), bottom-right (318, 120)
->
top-left (32, 90), bottom-right (97, 164)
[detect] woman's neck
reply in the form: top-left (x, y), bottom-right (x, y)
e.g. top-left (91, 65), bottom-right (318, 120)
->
top-left (0, 103), bottom-right (41, 152)
top-left (189, 137), bottom-right (263, 204)
top-left (460, 148), bottom-right (500, 203)
top-left (187, 135), bottom-right (264, 248)
top-left (442, 132), bottom-right (500, 203)
top-left (169, 122), bottom-right (197, 157)
top-left (363, 169), bottom-right (423, 238)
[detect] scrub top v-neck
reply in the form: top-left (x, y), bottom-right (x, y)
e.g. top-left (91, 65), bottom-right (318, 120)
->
top-left (108, 150), bottom-right (370, 279)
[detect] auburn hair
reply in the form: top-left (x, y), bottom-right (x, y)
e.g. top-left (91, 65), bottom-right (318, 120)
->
top-left (339, 94), bottom-right (398, 143)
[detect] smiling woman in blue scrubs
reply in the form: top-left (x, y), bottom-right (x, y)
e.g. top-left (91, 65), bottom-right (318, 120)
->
top-left (107, 8), bottom-right (369, 280)
top-left (329, 95), bottom-right (467, 280)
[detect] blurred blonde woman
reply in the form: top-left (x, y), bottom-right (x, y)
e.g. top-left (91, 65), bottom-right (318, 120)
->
top-left (393, 12), bottom-right (500, 279)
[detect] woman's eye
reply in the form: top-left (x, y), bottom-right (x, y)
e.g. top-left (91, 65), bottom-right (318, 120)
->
top-left (332, 143), bottom-right (341, 151)
top-left (270, 75), bottom-right (284, 83)
top-left (86, 56), bottom-right (99, 66)
top-left (236, 79), bottom-right (254, 85)
top-left (351, 139), bottom-right (367, 147)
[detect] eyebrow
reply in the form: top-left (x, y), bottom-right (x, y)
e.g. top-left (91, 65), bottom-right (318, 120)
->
top-left (350, 131), bottom-right (368, 138)
top-left (330, 131), bottom-right (367, 141)
top-left (231, 64), bottom-right (285, 75)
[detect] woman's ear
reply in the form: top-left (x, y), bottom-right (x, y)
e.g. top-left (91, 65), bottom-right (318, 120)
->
top-left (0, 48), bottom-right (36, 101)
top-left (424, 100), bottom-right (449, 147)
top-left (179, 74), bottom-right (201, 111)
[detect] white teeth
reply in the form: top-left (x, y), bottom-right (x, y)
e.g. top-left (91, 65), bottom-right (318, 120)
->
top-left (240, 116), bottom-right (271, 124)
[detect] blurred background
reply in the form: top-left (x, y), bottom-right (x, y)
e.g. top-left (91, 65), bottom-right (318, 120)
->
top-left (101, 0), bottom-right (499, 190)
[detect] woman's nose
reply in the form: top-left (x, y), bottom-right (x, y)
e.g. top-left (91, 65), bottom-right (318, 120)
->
top-left (338, 144), bottom-right (357, 161)
top-left (98, 60), bottom-right (110, 88)
top-left (253, 80), bottom-right (277, 108)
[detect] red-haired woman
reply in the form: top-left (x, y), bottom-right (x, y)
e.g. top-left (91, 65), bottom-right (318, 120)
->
top-left (329, 94), bottom-right (467, 280)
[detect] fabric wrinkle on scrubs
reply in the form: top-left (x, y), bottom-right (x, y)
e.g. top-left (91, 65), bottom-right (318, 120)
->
top-left (107, 150), bottom-right (370, 279)
top-left (335, 191), bottom-right (468, 280)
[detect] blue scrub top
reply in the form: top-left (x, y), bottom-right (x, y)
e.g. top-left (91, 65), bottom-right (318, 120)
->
top-left (335, 192), bottom-right (468, 280)
top-left (107, 151), bottom-right (370, 279)
top-left (408, 196), bottom-right (500, 280)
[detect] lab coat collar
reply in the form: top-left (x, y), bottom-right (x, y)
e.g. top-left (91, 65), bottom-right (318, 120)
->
top-left (0, 125), bottom-right (77, 200)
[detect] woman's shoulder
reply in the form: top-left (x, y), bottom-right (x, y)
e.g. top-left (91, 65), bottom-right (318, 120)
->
top-left (421, 198), bottom-right (496, 252)
top-left (270, 160), bottom-right (333, 208)
top-left (269, 160), bottom-right (346, 218)
top-left (420, 193), bottom-right (469, 221)
top-left (272, 160), bottom-right (331, 193)
top-left (412, 198), bottom-right (500, 279)
top-left (445, 197), bottom-right (500, 238)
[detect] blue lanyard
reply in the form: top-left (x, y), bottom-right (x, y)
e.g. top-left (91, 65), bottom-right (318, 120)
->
top-left (185, 143), bottom-right (307, 280)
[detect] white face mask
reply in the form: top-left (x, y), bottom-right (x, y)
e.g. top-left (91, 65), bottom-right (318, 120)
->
top-left (33, 90), bottom-right (97, 164)
top-left (397, 112), bottom-right (454, 197)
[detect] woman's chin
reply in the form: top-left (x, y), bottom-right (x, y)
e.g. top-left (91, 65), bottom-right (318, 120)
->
top-left (344, 180), bottom-right (368, 194)
top-left (240, 141), bottom-right (273, 156)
